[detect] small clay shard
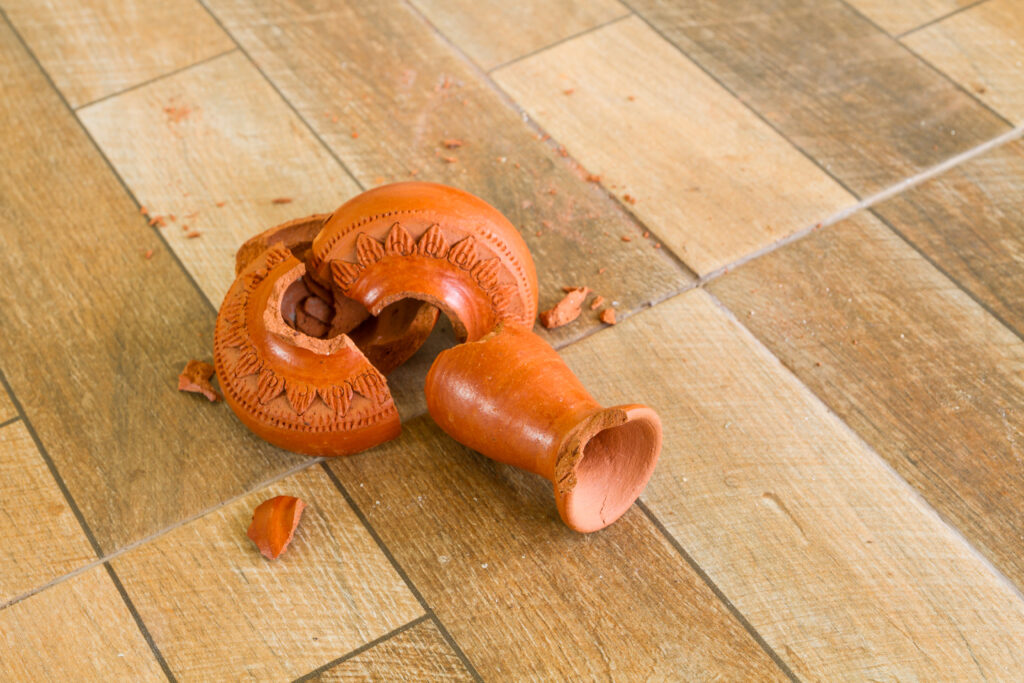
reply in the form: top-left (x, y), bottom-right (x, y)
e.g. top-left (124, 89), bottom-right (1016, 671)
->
top-left (442, 138), bottom-right (463, 149)
top-left (589, 295), bottom-right (605, 311)
top-left (539, 287), bottom-right (591, 329)
top-left (247, 495), bottom-right (306, 560)
top-left (600, 308), bottom-right (617, 325)
top-left (623, 194), bottom-right (637, 205)
top-left (272, 197), bottom-right (293, 204)
top-left (620, 235), bottom-right (632, 242)
top-left (178, 359), bottom-right (222, 402)
top-left (302, 296), bottom-right (332, 324)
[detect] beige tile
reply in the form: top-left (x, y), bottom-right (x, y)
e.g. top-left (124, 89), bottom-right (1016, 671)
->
top-left (560, 288), bottom-right (1024, 679)
top-left (904, 0), bottom-right (1024, 123)
top-left (846, 0), bottom-right (976, 35)
top-left (494, 16), bottom-right (854, 275)
top-left (0, 567), bottom-right (164, 680)
top-left (80, 50), bottom-right (361, 307)
top-left (410, 0), bottom-right (628, 70)
top-left (3, 0), bottom-right (234, 108)
top-left (0, 421), bottom-right (95, 603)
top-left (112, 465), bottom-right (423, 680)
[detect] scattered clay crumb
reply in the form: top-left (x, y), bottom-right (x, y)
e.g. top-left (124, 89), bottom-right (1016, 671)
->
top-left (408, 168), bottom-right (420, 177)
top-left (600, 308), bottom-right (617, 325)
top-left (557, 146), bottom-right (569, 158)
top-left (143, 249), bottom-right (154, 260)
top-left (815, 361), bottom-right (823, 367)
top-left (148, 216), bottom-right (166, 228)
top-left (623, 194), bottom-right (637, 205)
top-left (351, 130), bottom-right (359, 138)
top-left (621, 235), bottom-right (632, 242)
top-left (589, 295), bottom-right (605, 311)
top-left (272, 197), bottom-right (293, 204)
top-left (563, 88), bottom-right (575, 95)
top-left (585, 173), bottom-right (601, 183)
top-left (247, 496), bottom-right (306, 560)
top-left (442, 155), bottom-right (458, 163)
top-left (598, 267), bottom-right (607, 275)
top-left (331, 114), bottom-right (339, 123)
top-left (373, 176), bottom-right (386, 185)
top-left (547, 188), bottom-right (557, 195)
top-left (654, 243), bottom-right (661, 249)
top-left (215, 201), bottom-right (226, 207)
top-left (627, 95), bottom-right (636, 101)
top-left (535, 230), bottom-right (543, 237)
top-left (642, 231), bottom-right (650, 238)
top-left (139, 206), bottom-right (148, 214)
top-left (186, 230), bottom-right (201, 239)
top-left (178, 359), bottom-right (222, 402)
top-left (972, 83), bottom-right (987, 94)
top-left (164, 105), bottom-right (192, 124)
top-left (442, 138), bottom-right (464, 149)
top-left (539, 287), bottom-right (591, 329)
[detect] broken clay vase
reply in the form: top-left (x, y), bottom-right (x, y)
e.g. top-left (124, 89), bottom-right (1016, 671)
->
top-left (214, 244), bottom-right (400, 455)
top-left (311, 181), bottom-right (538, 342)
top-left (425, 324), bottom-right (663, 533)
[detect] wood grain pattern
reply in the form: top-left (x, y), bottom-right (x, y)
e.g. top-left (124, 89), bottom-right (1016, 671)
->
top-left (111, 465), bottom-right (422, 681)
top-left (709, 211), bottom-right (1024, 590)
top-left (80, 50), bottom-right (361, 308)
top-left (0, 386), bottom-right (15, 424)
top-left (629, 0), bottom-right (1011, 196)
top-left (203, 0), bottom-right (694, 344)
top-left (329, 417), bottom-right (785, 680)
top-left (310, 620), bottom-right (472, 682)
top-left (409, 0), bottom-right (628, 70)
top-left (494, 17), bottom-right (854, 276)
top-left (845, 0), bottom-right (977, 35)
top-left (560, 288), bottom-right (1024, 679)
top-left (0, 422), bottom-right (96, 603)
top-left (904, 0), bottom-right (1024, 123)
top-left (0, 567), bottom-right (163, 680)
top-left (871, 139), bottom-right (1024, 336)
top-left (2, 0), bottom-right (234, 108)
top-left (0, 17), bottom-right (306, 554)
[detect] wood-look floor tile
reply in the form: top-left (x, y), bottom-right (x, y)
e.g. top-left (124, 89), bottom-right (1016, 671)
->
top-left (0, 17), bottom-right (305, 554)
top-left (203, 0), bottom-right (693, 344)
top-left (494, 17), bottom-right (854, 276)
top-left (409, 0), bottom-right (628, 70)
top-left (329, 418), bottom-right (785, 680)
top-left (560, 288), bottom-right (1024, 679)
top-left (872, 139), bottom-right (1024, 336)
top-left (79, 50), bottom-right (361, 308)
top-left (112, 466), bottom-right (423, 681)
top-left (0, 386), bottom-right (16, 424)
top-left (630, 0), bottom-right (1010, 196)
top-left (0, 422), bottom-right (96, 603)
top-left (709, 211), bottom-right (1024, 590)
top-left (904, 0), bottom-right (1024, 123)
top-left (845, 0), bottom-right (976, 35)
top-left (3, 0), bottom-right (234, 108)
top-left (0, 567), bottom-right (163, 680)
top-left (310, 619), bottom-right (472, 681)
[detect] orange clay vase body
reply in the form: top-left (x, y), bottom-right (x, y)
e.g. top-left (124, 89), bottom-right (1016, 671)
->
top-left (426, 324), bottom-right (662, 532)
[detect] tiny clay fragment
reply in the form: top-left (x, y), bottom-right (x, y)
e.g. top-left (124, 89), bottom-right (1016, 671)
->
top-left (589, 295), bottom-right (605, 311)
top-left (178, 359), bottom-right (222, 402)
top-left (539, 287), bottom-right (590, 329)
top-left (247, 495), bottom-right (306, 560)
top-left (600, 308), bottom-right (617, 325)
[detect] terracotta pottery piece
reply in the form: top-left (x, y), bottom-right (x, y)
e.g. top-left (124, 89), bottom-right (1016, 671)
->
top-left (425, 324), bottom-right (663, 532)
top-left (247, 495), bottom-right (306, 559)
top-left (311, 182), bottom-right (538, 342)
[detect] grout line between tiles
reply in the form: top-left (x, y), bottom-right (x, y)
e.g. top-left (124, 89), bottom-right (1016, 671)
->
top-left (836, 0), bottom-right (1014, 128)
top-left (75, 47), bottom-right (238, 111)
top-left (0, 455), bottom-right (324, 612)
top-left (696, 125), bottom-right (1024, 286)
top-left (320, 463), bottom-right (483, 682)
top-left (291, 614), bottom-right (431, 682)
top-left (0, 415), bottom-right (21, 430)
top-left (104, 564), bottom-right (177, 681)
top-left (487, 12), bottom-right (634, 73)
top-left (700, 289), bottom-right (1024, 608)
top-left (636, 500), bottom-right (801, 682)
top-left (196, 0), bottom-right (366, 194)
top-left (895, 0), bottom-right (992, 39)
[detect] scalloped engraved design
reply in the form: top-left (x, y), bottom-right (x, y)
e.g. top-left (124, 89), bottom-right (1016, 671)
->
top-left (214, 247), bottom-right (393, 434)
top-left (311, 209), bottom-right (532, 315)
top-left (327, 221), bottom-right (521, 324)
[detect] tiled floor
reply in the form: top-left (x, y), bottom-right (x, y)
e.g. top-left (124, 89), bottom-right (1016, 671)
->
top-left (1, 0), bottom-right (1022, 679)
